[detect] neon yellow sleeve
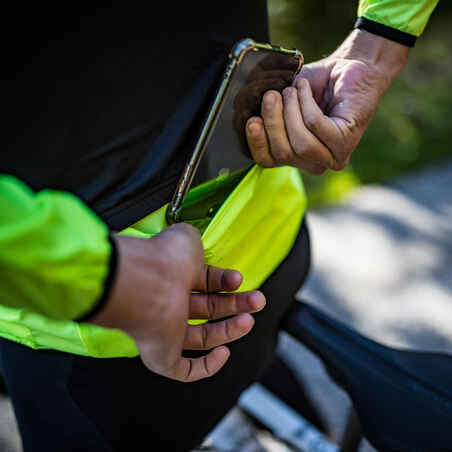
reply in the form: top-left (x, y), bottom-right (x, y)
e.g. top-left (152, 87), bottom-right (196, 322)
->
top-left (0, 175), bottom-right (112, 320)
top-left (358, 0), bottom-right (439, 37)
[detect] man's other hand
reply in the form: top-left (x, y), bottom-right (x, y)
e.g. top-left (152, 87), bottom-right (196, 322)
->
top-left (88, 224), bottom-right (266, 382)
top-left (246, 30), bottom-right (410, 174)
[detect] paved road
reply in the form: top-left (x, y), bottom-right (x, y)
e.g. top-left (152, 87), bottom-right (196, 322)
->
top-left (1, 160), bottom-right (452, 451)
top-left (212, 159), bottom-right (452, 451)
top-left (278, 159), bottom-right (452, 450)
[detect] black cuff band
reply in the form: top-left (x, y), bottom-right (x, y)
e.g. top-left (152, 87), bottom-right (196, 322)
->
top-left (355, 17), bottom-right (416, 48)
top-left (76, 233), bottom-right (118, 322)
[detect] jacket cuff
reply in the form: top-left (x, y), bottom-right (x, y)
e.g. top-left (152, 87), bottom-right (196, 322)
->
top-left (76, 233), bottom-right (118, 322)
top-left (355, 17), bottom-right (417, 48)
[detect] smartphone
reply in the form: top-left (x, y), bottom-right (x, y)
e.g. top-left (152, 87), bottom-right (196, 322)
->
top-left (166, 38), bottom-right (303, 224)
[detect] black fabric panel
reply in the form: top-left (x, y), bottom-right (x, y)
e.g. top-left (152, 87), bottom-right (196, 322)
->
top-left (2, 4), bottom-right (270, 229)
top-left (355, 17), bottom-right (417, 47)
top-left (0, 342), bottom-right (110, 452)
top-left (284, 301), bottom-right (452, 452)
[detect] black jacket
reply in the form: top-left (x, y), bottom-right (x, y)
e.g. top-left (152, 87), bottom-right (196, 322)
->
top-left (3, 3), bottom-right (269, 230)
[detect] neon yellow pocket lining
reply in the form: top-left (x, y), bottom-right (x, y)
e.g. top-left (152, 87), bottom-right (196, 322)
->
top-left (77, 164), bottom-right (306, 357)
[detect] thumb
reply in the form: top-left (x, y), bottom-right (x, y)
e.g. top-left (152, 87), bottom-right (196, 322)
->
top-left (295, 77), bottom-right (347, 168)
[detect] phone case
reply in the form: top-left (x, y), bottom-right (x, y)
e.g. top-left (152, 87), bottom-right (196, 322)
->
top-left (166, 38), bottom-right (303, 223)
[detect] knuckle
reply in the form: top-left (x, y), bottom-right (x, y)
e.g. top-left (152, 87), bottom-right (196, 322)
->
top-left (310, 166), bottom-right (327, 175)
top-left (167, 224), bottom-right (201, 257)
top-left (224, 318), bottom-right (231, 340)
top-left (207, 294), bottom-right (216, 319)
top-left (201, 325), bottom-right (209, 348)
top-left (252, 139), bottom-right (268, 154)
top-left (251, 150), bottom-right (275, 168)
top-left (257, 158), bottom-right (276, 168)
top-left (271, 145), bottom-right (292, 165)
top-left (293, 140), bottom-right (309, 157)
top-left (172, 222), bottom-right (200, 239)
top-left (185, 359), bottom-right (194, 381)
top-left (300, 165), bottom-right (320, 175)
top-left (304, 113), bottom-right (319, 134)
top-left (203, 356), bottom-right (211, 376)
top-left (295, 76), bottom-right (306, 90)
top-left (332, 161), bottom-right (347, 171)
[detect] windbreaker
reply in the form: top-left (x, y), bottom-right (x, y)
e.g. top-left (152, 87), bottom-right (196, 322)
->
top-left (0, 0), bottom-right (439, 358)
top-left (358, 0), bottom-right (439, 38)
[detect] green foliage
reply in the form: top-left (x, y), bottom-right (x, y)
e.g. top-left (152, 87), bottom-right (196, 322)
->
top-left (268, 1), bottom-right (452, 208)
top-left (268, 0), bottom-right (356, 60)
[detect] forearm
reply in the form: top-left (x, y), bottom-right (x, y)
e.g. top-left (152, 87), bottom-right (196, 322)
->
top-left (331, 29), bottom-right (410, 84)
top-left (0, 175), bottom-right (115, 320)
top-left (343, 0), bottom-right (440, 84)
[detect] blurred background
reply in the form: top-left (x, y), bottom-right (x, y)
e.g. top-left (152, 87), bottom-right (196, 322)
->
top-left (269, 0), bottom-right (452, 207)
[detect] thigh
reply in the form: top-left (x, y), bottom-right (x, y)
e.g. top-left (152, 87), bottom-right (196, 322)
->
top-left (0, 339), bottom-right (111, 452)
top-left (68, 220), bottom-right (311, 451)
top-left (2, 220), bottom-right (311, 452)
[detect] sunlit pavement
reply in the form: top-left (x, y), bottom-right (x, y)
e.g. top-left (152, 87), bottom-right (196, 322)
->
top-left (279, 159), bottom-right (452, 451)
top-left (1, 160), bottom-right (452, 452)
top-left (211, 159), bottom-right (452, 451)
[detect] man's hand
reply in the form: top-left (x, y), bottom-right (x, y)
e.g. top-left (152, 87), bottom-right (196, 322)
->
top-left (246, 30), bottom-right (410, 174)
top-left (88, 224), bottom-right (266, 382)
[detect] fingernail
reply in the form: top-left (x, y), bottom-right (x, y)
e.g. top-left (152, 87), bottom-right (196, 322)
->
top-left (250, 291), bottom-right (266, 310)
top-left (282, 87), bottom-right (292, 98)
top-left (215, 346), bottom-right (230, 360)
top-left (247, 120), bottom-right (261, 136)
top-left (237, 313), bottom-right (254, 329)
top-left (264, 91), bottom-right (276, 109)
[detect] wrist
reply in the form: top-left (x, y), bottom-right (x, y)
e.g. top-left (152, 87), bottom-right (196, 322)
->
top-left (76, 232), bottom-right (119, 323)
top-left (85, 235), bottom-right (144, 333)
top-left (85, 234), bottom-right (168, 341)
top-left (332, 29), bottom-right (410, 83)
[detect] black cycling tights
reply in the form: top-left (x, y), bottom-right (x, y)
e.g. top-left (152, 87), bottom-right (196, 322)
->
top-left (0, 220), bottom-right (311, 452)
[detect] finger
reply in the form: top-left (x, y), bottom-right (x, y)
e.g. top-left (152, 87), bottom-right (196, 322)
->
top-left (246, 105), bottom-right (326, 173)
top-left (156, 222), bottom-right (202, 245)
top-left (189, 290), bottom-right (266, 320)
top-left (261, 90), bottom-right (295, 165)
top-left (193, 265), bottom-right (243, 293)
top-left (233, 78), bottom-right (290, 146)
top-left (246, 117), bottom-right (277, 168)
top-left (293, 64), bottom-right (331, 106)
top-left (183, 313), bottom-right (255, 350)
top-left (298, 161), bottom-right (328, 175)
top-left (282, 86), bottom-right (336, 169)
top-left (170, 346), bottom-right (231, 382)
top-left (295, 78), bottom-right (348, 167)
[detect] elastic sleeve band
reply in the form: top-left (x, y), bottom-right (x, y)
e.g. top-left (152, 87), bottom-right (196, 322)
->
top-left (76, 233), bottom-right (118, 322)
top-left (355, 17), bottom-right (417, 48)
